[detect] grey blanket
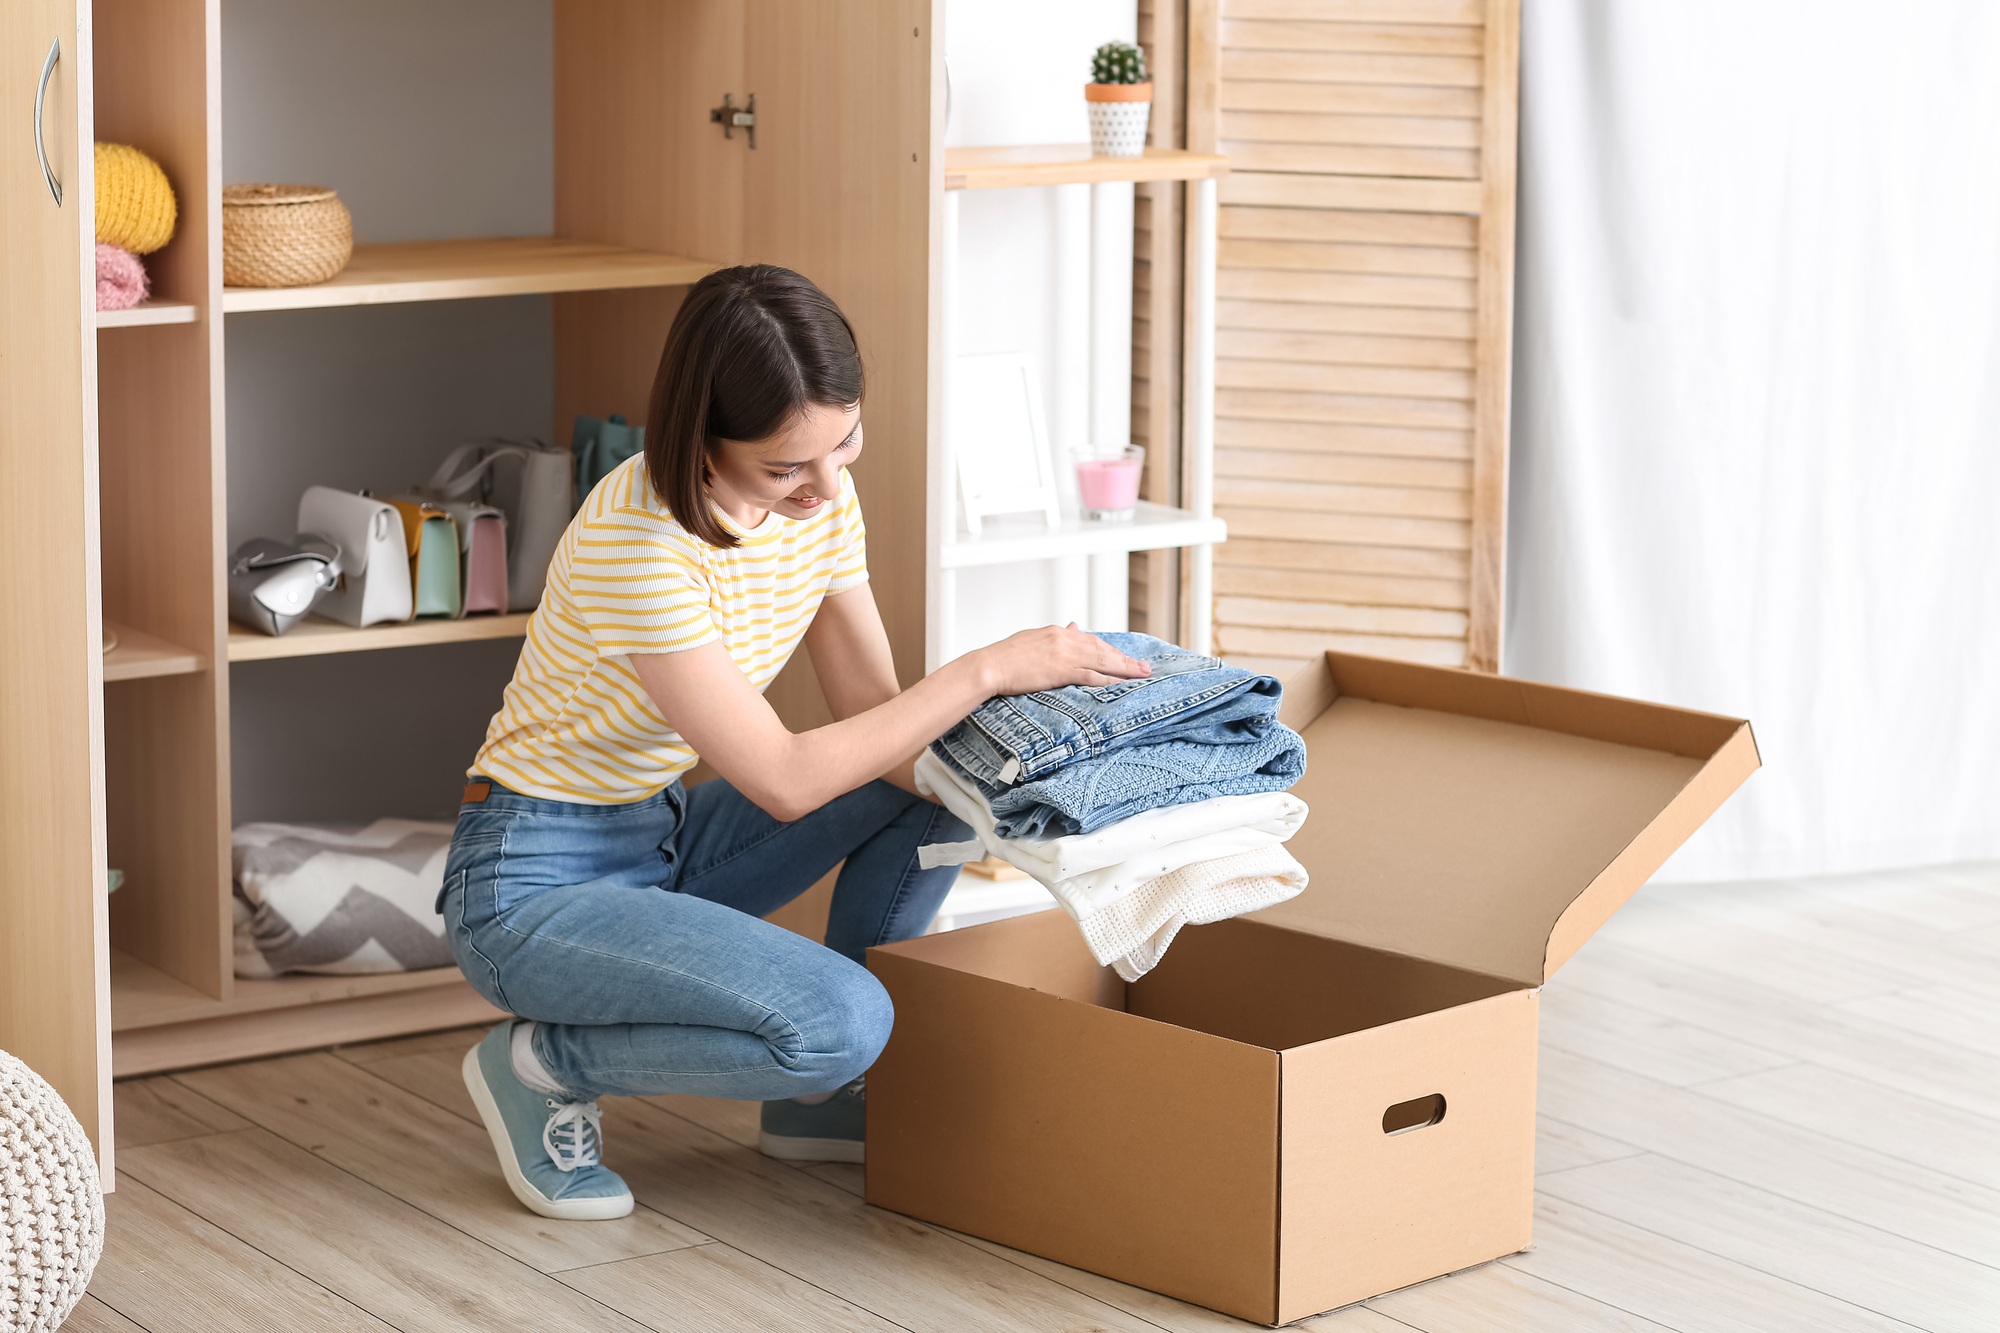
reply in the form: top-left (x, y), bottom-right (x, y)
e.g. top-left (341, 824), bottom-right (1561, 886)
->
top-left (231, 820), bottom-right (456, 977)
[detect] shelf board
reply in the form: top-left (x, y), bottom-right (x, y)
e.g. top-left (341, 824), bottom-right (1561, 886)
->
top-left (111, 946), bottom-right (472, 1032)
top-left (103, 622), bottom-right (204, 681)
top-left (229, 611), bottom-right (533, 662)
top-left (945, 145), bottom-right (1229, 191)
top-left (96, 299), bottom-right (200, 329)
top-left (221, 236), bottom-right (720, 313)
top-left (940, 502), bottom-right (1226, 569)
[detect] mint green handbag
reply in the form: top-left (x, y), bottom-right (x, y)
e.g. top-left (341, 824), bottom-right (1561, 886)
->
top-left (573, 413), bottom-right (645, 502)
top-left (387, 499), bottom-right (462, 619)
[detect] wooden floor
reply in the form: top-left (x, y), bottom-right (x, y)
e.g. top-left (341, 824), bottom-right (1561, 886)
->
top-left (67, 862), bottom-right (2000, 1332)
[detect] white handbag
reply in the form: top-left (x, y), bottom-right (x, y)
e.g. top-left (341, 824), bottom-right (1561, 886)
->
top-left (416, 439), bottom-right (575, 611)
top-left (298, 487), bottom-right (414, 627)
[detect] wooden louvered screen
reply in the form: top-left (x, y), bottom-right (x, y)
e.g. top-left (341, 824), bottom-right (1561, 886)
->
top-left (1189, 0), bottom-right (1517, 673)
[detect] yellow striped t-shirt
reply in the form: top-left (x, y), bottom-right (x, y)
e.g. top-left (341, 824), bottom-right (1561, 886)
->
top-left (471, 453), bottom-right (868, 803)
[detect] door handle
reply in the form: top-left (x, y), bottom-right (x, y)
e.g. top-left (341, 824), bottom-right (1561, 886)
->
top-left (35, 37), bottom-right (62, 206)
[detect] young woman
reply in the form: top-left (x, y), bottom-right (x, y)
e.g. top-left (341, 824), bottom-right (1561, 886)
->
top-left (442, 264), bottom-right (1149, 1221)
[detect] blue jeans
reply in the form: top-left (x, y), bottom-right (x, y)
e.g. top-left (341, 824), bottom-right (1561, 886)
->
top-left (932, 632), bottom-right (1287, 786)
top-left (438, 775), bottom-right (969, 1101)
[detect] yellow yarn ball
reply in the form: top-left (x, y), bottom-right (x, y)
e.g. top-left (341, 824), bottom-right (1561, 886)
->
top-left (94, 143), bottom-right (177, 255)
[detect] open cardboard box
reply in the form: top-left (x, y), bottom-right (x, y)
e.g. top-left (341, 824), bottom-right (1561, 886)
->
top-left (866, 651), bottom-right (1760, 1325)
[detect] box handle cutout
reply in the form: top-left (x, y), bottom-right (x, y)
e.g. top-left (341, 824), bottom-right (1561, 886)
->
top-left (1382, 1094), bottom-right (1447, 1136)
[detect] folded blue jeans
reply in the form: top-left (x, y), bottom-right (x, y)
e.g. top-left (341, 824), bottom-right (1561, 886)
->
top-left (932, 632), bottom-right (1287, 789)
top-left (958, 727), bottom-right (1307, 839)
top-left (437, 775), bottom-right (969, 1101)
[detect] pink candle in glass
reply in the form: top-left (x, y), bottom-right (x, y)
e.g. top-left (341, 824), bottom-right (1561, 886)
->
top-left (1078, 445), bottom-right (1145, 520)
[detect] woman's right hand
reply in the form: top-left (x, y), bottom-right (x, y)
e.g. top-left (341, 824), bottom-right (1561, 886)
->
top-left (970, 623), bottom-right (1152, 698)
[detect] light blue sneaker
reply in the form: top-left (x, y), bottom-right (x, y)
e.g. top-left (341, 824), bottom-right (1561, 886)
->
top-left (759, 1077), bottom-right (866, 1163)
top-left (461, 1022), bottom-right (634, 1220)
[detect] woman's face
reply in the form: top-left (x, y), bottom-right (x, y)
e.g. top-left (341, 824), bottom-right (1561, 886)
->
top-left (707, 401), bottom-right (863, 527)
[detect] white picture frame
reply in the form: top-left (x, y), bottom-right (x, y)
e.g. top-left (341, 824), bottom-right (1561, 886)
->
top-left (951, 352), bottom-right (1063, 536)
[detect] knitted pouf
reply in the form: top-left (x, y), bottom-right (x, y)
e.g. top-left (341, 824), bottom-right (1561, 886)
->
top-left (94, 143), bottom-right (177, 255)
top-left (0, 1051), bottom-right (103, 1333)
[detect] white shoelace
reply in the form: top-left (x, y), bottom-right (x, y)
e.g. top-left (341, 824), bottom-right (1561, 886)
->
top-left (541, 1098), bottom-right (605, 1172)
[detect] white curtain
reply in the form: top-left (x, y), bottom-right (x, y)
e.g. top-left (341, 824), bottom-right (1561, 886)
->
top-left (1507, 2), bottom-right (2000, 880)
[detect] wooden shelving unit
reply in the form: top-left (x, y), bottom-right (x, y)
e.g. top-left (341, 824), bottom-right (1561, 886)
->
top-left (221, 236), bottom-right (718, 313)
top-left (96, 300), bottom-right (200, 328)
top-left (104, 622), bottom-right (204, 681)
top-left (1, 0), bottom-right (939, 1141)
top-left (929, 144), bottom-right (1227, 669)
top-left (228, 612), bottom-right (534, 663)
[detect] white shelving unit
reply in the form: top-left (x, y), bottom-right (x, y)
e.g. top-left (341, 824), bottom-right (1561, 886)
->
top-left (929, 145), bottom-right (1229, 927)
top-left (927, 145), bottom-right (1229, 672)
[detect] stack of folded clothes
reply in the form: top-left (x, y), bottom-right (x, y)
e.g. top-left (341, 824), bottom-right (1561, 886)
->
top-left (916, 632), bottom-right (1310, 980)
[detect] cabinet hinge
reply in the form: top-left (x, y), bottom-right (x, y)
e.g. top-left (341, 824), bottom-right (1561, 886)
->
top-left (709, 93), bottom-right (757, 149)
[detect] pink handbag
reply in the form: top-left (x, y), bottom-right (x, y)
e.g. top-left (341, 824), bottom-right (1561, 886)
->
top-left (438, 502), bottom-right (509, 616)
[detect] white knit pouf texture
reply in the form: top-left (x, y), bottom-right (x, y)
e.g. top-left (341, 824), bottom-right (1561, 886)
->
top-left (1087, 100), bottom-right (1151, 157)
top-left (0, 1051), bottom-right (103, 1333)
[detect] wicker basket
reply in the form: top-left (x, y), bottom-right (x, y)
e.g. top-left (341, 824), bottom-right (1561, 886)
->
top-left (222, 184), bottom-right (353, 288)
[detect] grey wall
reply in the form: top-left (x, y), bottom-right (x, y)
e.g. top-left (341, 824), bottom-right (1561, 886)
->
top-left (223, 0), bottom-right (552, 243)
top-left (224, 0), bottom-right (554, 824)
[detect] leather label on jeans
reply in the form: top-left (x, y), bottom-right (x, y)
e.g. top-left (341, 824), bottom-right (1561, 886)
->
top-left (462, 781), bottom-right (492, 805)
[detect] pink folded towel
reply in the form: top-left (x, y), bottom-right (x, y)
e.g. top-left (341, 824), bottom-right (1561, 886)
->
top-left (95, 242), bottom-right (147, 311)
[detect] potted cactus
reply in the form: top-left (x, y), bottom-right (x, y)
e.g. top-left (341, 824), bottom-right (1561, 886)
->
top-left (1085, 41), bottom-right (1151, 158)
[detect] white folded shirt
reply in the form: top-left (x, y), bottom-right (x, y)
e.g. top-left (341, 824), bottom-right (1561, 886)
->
top-left (915, 749), bottom-right (1308, 920)
top-left (1081, 844), bottom-right (1310, 983)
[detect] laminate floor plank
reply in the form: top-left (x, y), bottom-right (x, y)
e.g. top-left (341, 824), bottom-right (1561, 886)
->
top-left (360, 1044), bottom-right (485, 1121)
top-left (1839, 984), bottom-right (2000, 1058)
top-left (1353, 1260), bottom-right (1679, 1333)
top-left (1841, 864), bottom-right (2000, 931)
top-left (1535, 1116), bottom-right (1644, 1176)
top-left (1504, 1196), bottom-right (1927, 1333)
top-left (1538, 1046), bottom-right (2000, 1265)
top-left (176, 1052), bottom-right (711, 1273)
top-left (1639, 883), bottom-right (2000, 1002)
top-left (641, 1091), bottom-right (763, 1150)
top-left (365, 1045), bottom-right (1168, 1333)
top-left (1596, 895), bottom-right (1923, 1003)
top-left (1696, 1060), bottom-right (2000, 1192)
top-left (88, 1174), bottom-right (390, 1333)
top-left (806, 1162), bottom-right (867, 1197)
top-left (1658, 861), bottom-right (1999, 929)
top-left (1537, 1153), bottom-right (2000, 1333)
top-left (111, 1075), bottom-right (251, 1150)
top-left (118, 1128), bottom-right (655, 1333)
top-left (335, 1025), bottom-right (491, 1066)
top-left (58, 1295), bottom-right (148, 1333)
top-left (951, 1229), bottom-right (1266, 1331)
top-left (1552, 937), bottom-right (2000, 1119)
top-left (1297, 1307), bottom-right (1415, 1332)
top-left (1536, 983), bottom-right (1796, 1086)
top-left (558, 1242), bottom-right (905, 1332)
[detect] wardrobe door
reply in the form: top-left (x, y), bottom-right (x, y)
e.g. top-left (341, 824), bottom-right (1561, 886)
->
top-left (741, 0), bottom-right (940, 689)
top-left (0, 0), bottom-right (114, 1157)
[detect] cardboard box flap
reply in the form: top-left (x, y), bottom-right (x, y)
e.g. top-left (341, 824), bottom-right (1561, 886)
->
top-left (1252, 653), bottom-right (1760, 985)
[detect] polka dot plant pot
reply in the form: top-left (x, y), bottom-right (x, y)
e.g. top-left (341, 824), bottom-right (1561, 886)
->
top-left (1085, 82), bottom-right (1152, 158)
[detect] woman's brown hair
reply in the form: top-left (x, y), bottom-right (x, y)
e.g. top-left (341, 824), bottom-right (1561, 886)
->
top-left (643, 264), bottom-right (863, 549)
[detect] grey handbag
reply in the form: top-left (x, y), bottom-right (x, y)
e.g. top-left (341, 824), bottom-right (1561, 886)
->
top-left (227, 535), bottom-right (342, 636)
top-left (415, 438), bottom-right (575, 611)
